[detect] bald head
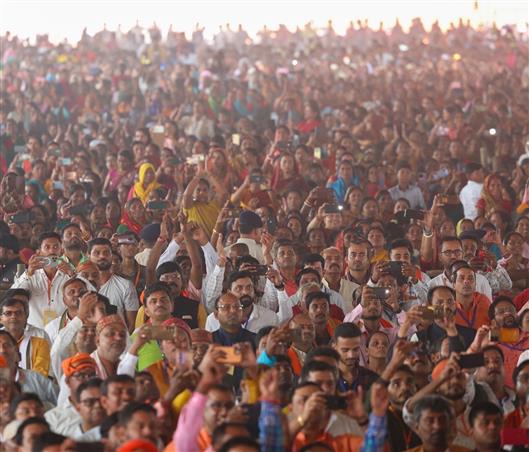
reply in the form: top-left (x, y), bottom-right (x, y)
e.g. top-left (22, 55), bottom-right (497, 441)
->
top-left (215, 293), bottom-right (243, 333)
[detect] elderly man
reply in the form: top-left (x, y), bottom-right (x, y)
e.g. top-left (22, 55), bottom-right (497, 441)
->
top-left (45, 353), bottom-right (97, 435)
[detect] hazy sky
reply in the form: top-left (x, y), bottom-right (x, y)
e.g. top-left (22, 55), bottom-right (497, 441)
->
top-left (1, 0), bottom-right (528, 44)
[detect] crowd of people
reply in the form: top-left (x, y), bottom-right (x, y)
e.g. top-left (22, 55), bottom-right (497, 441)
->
top-left (1, 16), bottom-right (529, 452)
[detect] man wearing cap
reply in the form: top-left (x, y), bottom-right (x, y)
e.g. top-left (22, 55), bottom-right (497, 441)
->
top-left (88, 238), bottom-right (139, 332)
top-left (44, 353), bottom-right (97, 436)
top-left (0, 233), bottom-right (22, 299)
top-left (225, 210), bottom-right (265, 264)
top-left (459, 162), bottom-right (484, 220)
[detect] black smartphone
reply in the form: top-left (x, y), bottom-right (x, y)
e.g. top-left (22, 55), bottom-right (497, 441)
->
top-left (10, 211), bottom-right (32, 224)
top-left (371, 287), bottom-right (390, 299)
top-left (324, 395), bottom-right (347, 410)
top-left (324, 204), bottom-right (342, 214)
top-left (250, 174), bottom-right (266, 184)
top-left (267, 217), bottom-right (277, 235)
top-left (252, 265), bottom-right (269, 276)
top-left (69, 204), bottom-right (90, 216)
top-left (403, 209), bottom-right (425, 221)
top-left (147, 201), bottom-right (168, 210)
top-left (388, 261), bottom-right (403, 277)
top-left (417, 306), bottom-right (435, 321)
top-left (459, 353), bottom-right (485, 369)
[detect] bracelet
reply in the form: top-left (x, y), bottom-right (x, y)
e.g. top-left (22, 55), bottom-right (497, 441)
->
top-left (303, 201), bottom-right (313, 208)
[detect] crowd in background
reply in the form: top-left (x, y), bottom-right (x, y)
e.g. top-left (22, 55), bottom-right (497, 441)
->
top-left (1, 16), bottom-right (529, 452)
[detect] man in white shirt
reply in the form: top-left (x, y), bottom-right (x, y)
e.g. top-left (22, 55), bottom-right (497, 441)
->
top-left (88, 238), bottom-right (139, 332)
top-left (225, 210), bottom-right (265, 264)
top-left (205, 270), bottom-right (278, 332)
top-left (12, 232), bottom-right (75, 329)
top-left (459, 162), bottom-right (485, 220)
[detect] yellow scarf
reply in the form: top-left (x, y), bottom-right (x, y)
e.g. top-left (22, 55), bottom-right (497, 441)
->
top-left (133, 163), bottom-right (160, 204)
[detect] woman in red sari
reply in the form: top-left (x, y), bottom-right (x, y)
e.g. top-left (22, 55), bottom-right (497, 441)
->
top-left (120, 198), bottom-right (147, 235)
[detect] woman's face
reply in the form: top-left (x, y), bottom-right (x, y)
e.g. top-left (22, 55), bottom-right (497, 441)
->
top-left (129, 200), bottom-right (145, 222)
top-left (362, 200), bottom-right (378, 219)
top-left (368, 167), bottom-right (378, 183)
top-left (488, 178), bottom-right (502, 197)
top-left (368, 228), bottom-right (385, 248)
top-left (90, 205), bottom-right (106, 225)
top-left (106, 201), bottom-right (121, 221)
top-left (377, 194), bottom-right (393, 213)
top-left (406, 224), bottom-right (422, 244)
top-left (338, 163), bottom-right (353, 182)
top-left (368, 333), bottom-right (389, 360)
top-left (117, 155), bottom-right (131, 172)
top-left (516, 218), bottom-right (529, 241)
top-left (143, 168), bottom-right (155, 185)
top-left (106, 155), bottom-right (117, 171)
top-left (439, 220), bottom-right (456, 237)
top-left (209, 150), bottom-right (225, 170)
top-left (348, 189), bottom-right (363, 209)
top-left (506, 234), bottom-right (524, 257)
top-left (280, 155), bottom-right (295, 174)
top-left (287, 218), bottom-right (303, 238)
top-left (33, 162), bottom-right (46, 180)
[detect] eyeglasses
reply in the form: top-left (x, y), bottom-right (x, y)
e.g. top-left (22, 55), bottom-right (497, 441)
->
top-left (440, 249), bottom-right (463, 257)
top-left (79, 397), bottom-right (102, 407)
top-left (217, 304), bottom-right (243, 312)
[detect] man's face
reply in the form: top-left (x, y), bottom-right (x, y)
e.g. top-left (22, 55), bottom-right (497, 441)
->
top-left (291, 385), bottom-right (326, 420)
top-left (416, 409), bottom-right (450, 450)
top-left (0, 246), bottom-right (14, 264)
top-left (493, 301), bottom-right (517, 328)
top-left (75, 324), bottom-right (97, 353)
top-left (471, 413), bottom-right (502, 449)
top-left (389, 246), bottom-right (411, 264)
top-left (40, 237), bottom-right (62, 257)
top-left (290, 315), bottom-right (315, 345)
top-left (79, 266), bottom-right (101, 289)
top-left (21, 423), bottom-right (49, 451)
top-left (388, 370), bottom-right (416, 409)
top-left (431, 288), bottom-right (457, 318)
top-left (203, 389), bottom-right (235, 433)
top-left (119, 242), bottom-right (138, 259)
top-left (124, 409), bottom-right (158, 444)
top-left (191, 342), bottom-right (210, 367)
top-left (66, 368), bottom-right (97, 395)
top-left (63, 281), bottom-right (87, 311)
top-left (230, 277), bottom-right (255, 299)
top-left (361, 288), bottom-right (383, 320)
top-left (323, 249), bottom-right (343, 276)
top-left (308, 298), bottom-right (329, 327)
top-left (159, 271), bottom-right (183, 296)
top-left (0, 334), bottom-right (19, 364)
top-left (96, 324), bottom-right (127, 360)
top-left (101, 381), bottom-right (136, 415)
top-left (215, 294), bottom-right (243, 330)
top-left (515, 365), bottom-right (529, 399)
top-left (0, 302), bottom-right (27, 332)
top-left (144, 290), bottom-right (172, 322)
top-left (76, 387), bottom-right (104, 427)
top-left (475, 349), bottom-right (504, 387)
top-left (275, 245), bottom-right (297, 269)
top-left (454, 268), bottom-right (476, 297)
top-left (306, 370), bottom-right (336, 395)
top-left (15, 399), bottom-right (44, 421)
top-left (63, 227), bottom-right (83, 251)
top-left (90, 244), bottom-right (112, 271)
top-left (439, 240), bottom-right (463, 269)
top-left (333, 336), bottom-right (361, 370)
top-left (438, 369), bottom-right (467, 400)
top-left (461, 239), bottom-right (478, 261)
top-left (347, 244), bottom-right (370, 272)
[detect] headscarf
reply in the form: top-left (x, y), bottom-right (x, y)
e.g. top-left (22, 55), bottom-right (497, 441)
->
top-left (132, 163), bottom-right (160, 204)
top-left (479, 174), bottom-right (504, 213)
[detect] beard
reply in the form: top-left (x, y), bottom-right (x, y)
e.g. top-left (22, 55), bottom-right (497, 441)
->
top-left (96, 261), bottom-right (112, 271)
top-left (64, 238), bottom-right (83, 251)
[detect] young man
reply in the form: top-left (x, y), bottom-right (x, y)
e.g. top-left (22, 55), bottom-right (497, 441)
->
top-left (306, 291), bottom-right (340, 346)
top-left (459, 162), bottom-right (484, 220)
top-left (118, 402), bottom-right (160, 446)
top-left (73, 378), bottom-right (105, 441)
top-left (468, 402), bottom-right (505, 452)
top-left (388, 162), bottom-right (425, 209)
top-left (321, 247), bottom-right (357, 314)
top-left (225, 210), bottom-right (265, 264)
top-left (288, 313), bottom-right (315, 376)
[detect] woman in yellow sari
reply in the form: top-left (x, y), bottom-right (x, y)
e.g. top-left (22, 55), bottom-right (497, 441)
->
top-left (128, 163), bottom-right (161, 205)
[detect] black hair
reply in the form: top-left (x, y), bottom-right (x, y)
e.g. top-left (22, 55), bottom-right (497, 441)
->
top-left (100, 412), bottom-right (120, 439)
top-left (15, 417), bottom-right (49, 446)
top-left (0, 330), bottom-right (18, 348)
top-left (389, 238), bottom-right (414, 255)
top-left (100, 375), bottom-right (135, 396)
top-left (118, 402), bottom-right (156, 425)
top-left (60, 222), bottom-right (82, 235)
top-left (468, 401), bottom-right (502, 427)
top-left (212, 422), bottom-right (250, 448)
top-left (299, 442), bottom-right (334, 452)
top-left (10, 393), bottom-right (43, 418)
top-left (296, 268), bottom-right (321, 286)
top-left (412, 395), bottom-right (453, 425)
top-left (219, 436), bottom-right (259, 452)
top-left (389, 364), bottom-right (415, 379)
top-left (333, 322), bottom-right (362, 341)
top-left (426, 286), bottom-right (456, 305)
top-left (144, 282), bottom-right (172, 301)
top-left (305, 346), bottom-right (340, 364)
top-left (227, 270), bottom-right (254, 289)
top-left (1, 288), bottom-right (30, 303)
top-left (488, 296), bottom-right (515, 321)
top-left (255, 326), bottom-right (275, 348)
top-left (293, 381), bottom-right (321, 394)
top-left (87, 237), bottom-right (112, 254)
top-left (301, 253), bottom-right (325, 269)
top-left (0, 297), bottom-right (29, 317)
top-left (75, 378), bottom-right (103, 403)
top-left (38, 232), bottom-right (61, 247)
top-left (155, 261), bottom-right (183, 279)
top-left (305, 291), bottom-right (329, 310)
top-left (513, 360), bottom-right (529, 386)
top-left (439, 236), bottom-right (462, 250)
top-left (31, 431), bottom-right (65, 452)
top-left (300, 360), bottom-right (337, 382)
top-left (481, 345), bottom-right (504, 362)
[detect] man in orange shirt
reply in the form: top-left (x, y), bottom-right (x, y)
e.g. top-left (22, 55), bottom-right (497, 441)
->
top-left (451, 262), bottom-right (490, 331)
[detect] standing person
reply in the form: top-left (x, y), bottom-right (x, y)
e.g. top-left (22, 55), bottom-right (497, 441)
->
top-left (388, 163), bottom-right (425, 209)
top-left (459, 162), bottom-right (484, 220)
top-left (88, 238), bottom-right (139, 332)
top-left (12, 232), bottom-right (74, 328)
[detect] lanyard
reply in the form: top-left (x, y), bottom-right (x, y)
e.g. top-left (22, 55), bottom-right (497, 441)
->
top-left (456, 303), bottom-right (478, 329)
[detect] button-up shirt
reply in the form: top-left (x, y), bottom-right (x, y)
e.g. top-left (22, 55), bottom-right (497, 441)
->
top-left (205, 303), bottom-right (278, 333)
top-left (459, 180), bottom-right (483, 220)
top-left (45, 400), bottom-right (81, 436)
top-left (388, 184), bottom-right (426, 209)
top-left (12, 268), bottom-right (70, 328)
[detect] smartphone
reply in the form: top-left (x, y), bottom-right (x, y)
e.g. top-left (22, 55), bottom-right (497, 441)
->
top-left (53, 181), bottom-right (65, 190)
top-left (149, 325), bottom-right (176, 341)
top-left (267, 217), bottom-right (277, 235)
top-left (250, 174), bottom-right (266, 184)
top-left (371, 287), bottom-right (390, 299)
top-left (146, 201), bottom-right (168, 210)
top-left (60, 157), bottom-right (73, 165)
top-left (403, 209), bottom-right (425, 221)
top-left (38, 256), bottom-right (60, 268)
top-left (388, 261), bottom-right (403, 278)
top-left (324, 204), bottom-right (343, 214)
top-left (175, 350), bottom-right (193, 369)
top-left (186, 154), bottom-right (205, 165)
top-left (70, 204), bottom-right (90, 216)
top-left (501, 428), bottom-right (529, 446)
top-left (252, 265), bottom-right (269, 276)
top-left (417, 306), bottom-right (435, 321)
top-left (14, 145), bottom-right (27, 154)
top-left (152, 125), bottom-right (165, 134)
top-left (10, 211), bottom-right (32, 224)
top-left (216, 346), bottom-right (242, 365)
top-left (458, 353), bottom-right (485, 369)
top-left (324, 395), bottom-right (347, 410)
top-left (232, 133), bottom-right (241, 146)
top-left (276, 141), bottom-right (292, 152)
